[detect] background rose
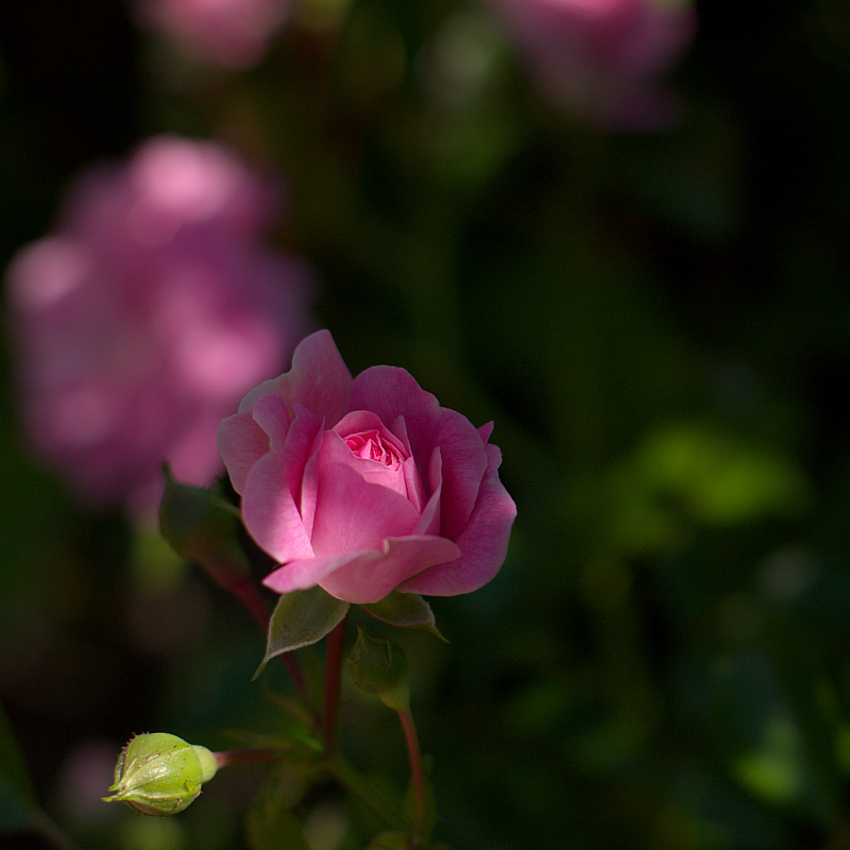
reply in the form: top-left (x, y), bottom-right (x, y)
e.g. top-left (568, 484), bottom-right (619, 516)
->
top-left (136, 0), bottom-right (292, 69)
top-left (218, 330), bottom-right (516, 604)
top-left (4, 135), bottom-right (313, 514)
top-left (486, 0), bottom-right (697, 128)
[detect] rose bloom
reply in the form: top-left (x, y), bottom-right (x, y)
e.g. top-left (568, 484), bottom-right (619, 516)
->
top-left (137, 0), bottom-right (291, 69)
top-left (218, 331), bottom-right (516, 604)
top-left (5, 136), bottom-right (312, 514)
top-left (486, 0), bottom-right (697, 128)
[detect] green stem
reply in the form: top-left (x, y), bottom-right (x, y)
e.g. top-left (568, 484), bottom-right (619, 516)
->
top-left (397, 708), bottom-right (425, 833)
top-left (325, 756), bottom-right (409, 832)
top-left (322, 613), bottom-right (349, 754)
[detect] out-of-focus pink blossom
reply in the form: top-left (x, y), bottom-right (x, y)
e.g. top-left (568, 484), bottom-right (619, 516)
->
top-left (137, 0), bottom-right (292, 69)
top-left (5, 135), bottom-right (313, 515)
top-left (486, 0), bottom-right (697, 128)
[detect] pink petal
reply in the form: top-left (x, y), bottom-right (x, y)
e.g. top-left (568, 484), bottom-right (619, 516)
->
top-left (321, 428), bottom-right (408, 495)
top-left (218, 411), bottom-right (270, 494)
top-left (298, 426), bottom-right (324, 540)
top-left (239, 330), bottom-right (352, 426)
top-left (413, 448), bottom-right (442, 536)
top-left (264, 535), bottom-right (462, 604)
top-left (350, 366), bottom-right (488, 539)
top-left (263, 549), bottom-right (375, 596)
top-left (252, 392), bottom-right (291, 450)
top-left (399, 444), bottom-right (516, 596)
top-left (432, 410), bottom-right (489, 539)
top-left (282, 404), bottom-right (323, 511)
top-left (310, 461), bottom-right (420, 556)
top-left (319, 536), bottom-right (462, 603)
top-left (242, 450), bottom-right (314, 563)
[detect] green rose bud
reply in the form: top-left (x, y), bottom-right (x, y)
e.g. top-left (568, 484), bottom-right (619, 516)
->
top-left (348, 625), bottom-right (411, 712)
top-left (103, 733), bottom-right (218, 816)
top-left (159, 468), bottom-right (242, 565)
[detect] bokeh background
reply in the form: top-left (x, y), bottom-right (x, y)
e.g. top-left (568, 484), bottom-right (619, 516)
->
top-left (3, 1), bottom-right (850, 848)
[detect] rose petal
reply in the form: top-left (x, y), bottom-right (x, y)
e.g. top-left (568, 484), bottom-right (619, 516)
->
top-left (413, 447), bottom-right (442, 536)
top-left (263, 535), bottom-right (461, 604)
top-left (218, 411), bottom-right (270, 494)
top-left (350, 367), bottom-right (488, 538)
top-left (252, 392), bottom-right (291, 450)
top-left (319, 536), bottom-right (462, 603)
top-left (431, 410), bottom-right (490, 539)
top-left (239, 330), bottom-right (352, 426)
top-left (310, 461), bottom-right (420, 556)
top-left (263, 549), bottom-right (376, 596)
top-left (399, 444), bottom-right (516, 596)
top-left (283, 404), bottom-right (323, 510)
top-left (242, 450), bottom-right (314, 563)
top-left (321, 428), bottom-right (409, 495)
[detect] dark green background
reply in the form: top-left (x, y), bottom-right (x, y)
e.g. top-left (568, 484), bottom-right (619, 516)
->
top-left (3, 0), bottom-right (850, 847)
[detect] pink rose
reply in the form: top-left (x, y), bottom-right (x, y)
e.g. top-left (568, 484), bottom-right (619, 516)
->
top-left (5, 136), bottom-right (312, 514)
top-left (486, 0), bottom-right (697, 128)
top-left (218, 331), bottom-right (516, 604)
top-left (137, 0), bottom-right (291, 69)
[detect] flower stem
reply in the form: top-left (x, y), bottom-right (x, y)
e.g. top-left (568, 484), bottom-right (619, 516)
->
top-left (397, 707), bottom-right (425, 833)
top-left (322, 613), bottom-right (349, 754)
top-left (213, 747), bottom-right (283, 770)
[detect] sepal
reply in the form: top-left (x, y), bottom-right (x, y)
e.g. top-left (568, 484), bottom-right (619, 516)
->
top-left (254, 586), bottom-right (350, 679)
top-left (361, 592), bottom-right (447, 641)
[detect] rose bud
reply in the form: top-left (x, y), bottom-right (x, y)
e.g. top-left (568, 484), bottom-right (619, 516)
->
top-left (103, 733), bottom-right (218, 816)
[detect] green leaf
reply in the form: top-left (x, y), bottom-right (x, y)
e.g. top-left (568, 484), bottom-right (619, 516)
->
top-left (253, 587), bottom-right (350, 679)
top-left (0, 702), bottom-right (37, 831)
top-left (361, 592), bottom-right (447, 641)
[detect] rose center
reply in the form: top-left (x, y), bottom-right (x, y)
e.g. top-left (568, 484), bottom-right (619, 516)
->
top-left (344, 429), bottom-right (405, 470)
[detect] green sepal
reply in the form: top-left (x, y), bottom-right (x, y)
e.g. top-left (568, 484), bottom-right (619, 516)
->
top-left (348, 624), bottom-right (408, 696)
top-left (361, 592), bottom-right (447, 641)
top-left (253, 587), bottom-right (350, 680)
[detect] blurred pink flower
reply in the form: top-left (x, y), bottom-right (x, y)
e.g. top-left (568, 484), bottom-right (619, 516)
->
top-left (219, 330), bottom-right (516, 604)
top-left (5, 135), bottom-right (313, 514)
top-left (486, 0), bottom-right (697, 128)
top-left (137, 0), bottom-right (292, 68)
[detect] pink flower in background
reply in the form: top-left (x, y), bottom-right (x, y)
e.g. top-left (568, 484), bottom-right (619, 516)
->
top-left (5, 136), bottom-right (312, 514)
top-left (218, 331), bottom-right (516, 604)
top-left (486, 0), bottom-right (697, 128)
top-left (137, 0), bottom-right (292, 68)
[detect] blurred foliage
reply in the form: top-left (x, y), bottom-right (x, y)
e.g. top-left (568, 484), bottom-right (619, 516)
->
top-left (3, 0), bottom-right (850, 848)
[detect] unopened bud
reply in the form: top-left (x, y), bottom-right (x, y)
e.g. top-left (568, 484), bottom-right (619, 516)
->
top-left (103, 733), bottom-right (218, 816)
top-left (159, 467), bottom-right (241, 561)
top-left (159, 467), bottom-right (251, 589)
top-left (348, 625), bottom-right (410, 711)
